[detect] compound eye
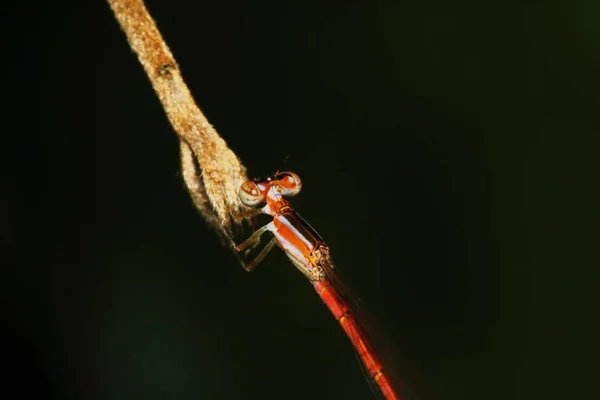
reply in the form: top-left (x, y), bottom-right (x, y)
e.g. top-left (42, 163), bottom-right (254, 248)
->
top-left (276, 172), bottom-right (302, 197)
top-left (238, 180), bottom-right (267, 207)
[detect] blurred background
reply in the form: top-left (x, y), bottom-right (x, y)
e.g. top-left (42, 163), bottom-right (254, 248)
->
top-left (2, 1), bottom-right (599, 399)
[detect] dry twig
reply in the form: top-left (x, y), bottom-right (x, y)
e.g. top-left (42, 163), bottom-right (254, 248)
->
top-left (107, 0), bottom-right (250, 246)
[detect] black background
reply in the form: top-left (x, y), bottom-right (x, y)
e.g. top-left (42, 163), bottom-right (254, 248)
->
top-left (2, 1), bottom-right (599, 399)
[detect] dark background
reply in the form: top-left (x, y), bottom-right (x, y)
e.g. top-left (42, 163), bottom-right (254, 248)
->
top-left (2, 1), bottom-right (599, 399)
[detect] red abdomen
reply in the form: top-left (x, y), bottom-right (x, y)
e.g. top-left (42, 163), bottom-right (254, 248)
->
top-left (313, 279), bottom-right (401, 400)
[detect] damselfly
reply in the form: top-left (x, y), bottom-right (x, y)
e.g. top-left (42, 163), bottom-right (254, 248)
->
top-left (236, 171), bottom-right (412, 400)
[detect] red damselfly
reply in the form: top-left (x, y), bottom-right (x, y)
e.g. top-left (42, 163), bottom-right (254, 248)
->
top-left (236, 171), bottom-right (413, 400)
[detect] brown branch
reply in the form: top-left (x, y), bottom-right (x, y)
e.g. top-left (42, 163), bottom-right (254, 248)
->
top-left (107, 0), bottom-right (250, 245)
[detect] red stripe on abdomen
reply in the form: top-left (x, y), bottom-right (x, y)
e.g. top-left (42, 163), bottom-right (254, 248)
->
top-left (313, 280), bottom-right (400, 400)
